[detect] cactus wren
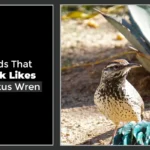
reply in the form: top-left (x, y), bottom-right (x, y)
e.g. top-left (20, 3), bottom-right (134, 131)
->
top-left (94, 59), bottom-right (144, 144)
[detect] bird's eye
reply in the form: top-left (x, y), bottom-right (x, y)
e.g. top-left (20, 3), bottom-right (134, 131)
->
top-left (114, 66), bottom-right (119, 69)
top-left (104, 65), bottom-right (120, 71)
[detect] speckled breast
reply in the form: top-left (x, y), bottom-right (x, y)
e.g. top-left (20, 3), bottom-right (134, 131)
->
top-left (94, 84), bottom-right (142, 124)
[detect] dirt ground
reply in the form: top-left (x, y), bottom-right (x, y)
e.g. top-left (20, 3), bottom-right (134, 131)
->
top-left (61, 14), bottom-right (150, 146)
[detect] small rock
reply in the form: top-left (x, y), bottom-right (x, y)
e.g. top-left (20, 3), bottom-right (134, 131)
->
top-left (99, 140), bottom-right (105, 145)
top-left (115, 33), bottom-right (124, 41)
top-left (86, 20), bottom-right (99, 28)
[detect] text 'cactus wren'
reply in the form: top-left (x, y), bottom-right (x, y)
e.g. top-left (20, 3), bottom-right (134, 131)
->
top-left (94, 59), bottom-right (144, 144)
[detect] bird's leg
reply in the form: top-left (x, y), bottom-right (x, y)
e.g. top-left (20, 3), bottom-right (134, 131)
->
top-left (109, 125), bottom-right (118, 145)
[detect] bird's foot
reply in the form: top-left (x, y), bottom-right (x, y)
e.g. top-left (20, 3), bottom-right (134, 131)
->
top-left (109, 138), bottom-right (113, 145)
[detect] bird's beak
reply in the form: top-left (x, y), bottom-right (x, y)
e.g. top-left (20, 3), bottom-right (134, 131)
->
top-left (126, 63), bottom-right (142, 68)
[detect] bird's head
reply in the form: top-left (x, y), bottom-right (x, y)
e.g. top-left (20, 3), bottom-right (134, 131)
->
top-left (101, 59), bottom-right (142, 82)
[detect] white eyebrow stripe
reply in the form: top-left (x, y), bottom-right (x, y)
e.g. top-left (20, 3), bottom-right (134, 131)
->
top-left (106, 64), bottom-right (118, 68)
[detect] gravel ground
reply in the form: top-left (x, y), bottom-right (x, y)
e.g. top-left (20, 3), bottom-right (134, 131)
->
top-left (61, 14), bottom-right (129, 67)
top-left (61, 14), bottom-right (150, 146)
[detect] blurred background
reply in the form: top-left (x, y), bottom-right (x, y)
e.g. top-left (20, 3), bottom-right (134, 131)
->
top-left (61, 5), bottom-right (150, 146)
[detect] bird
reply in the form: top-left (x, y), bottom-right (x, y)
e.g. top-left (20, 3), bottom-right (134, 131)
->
top-left (94, 59), bottom-right (144, 144)
top-left (113, 121), bottom-right (150, 145)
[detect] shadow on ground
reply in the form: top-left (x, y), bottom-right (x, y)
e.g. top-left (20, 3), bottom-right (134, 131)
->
top-left (78, 129), bottom-right (113, 145)
top-left (61, 53), bottom-right (150, 109)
